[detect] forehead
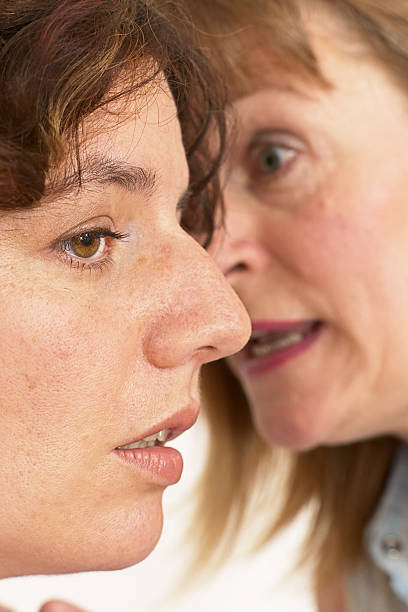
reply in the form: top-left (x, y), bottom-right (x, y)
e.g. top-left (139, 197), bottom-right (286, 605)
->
top-left (228, 1), bottom-right (377, 100)
top-left (47, 77), bottom-right (189, 203)
top-left (84, 81), bottom-right (183, 168)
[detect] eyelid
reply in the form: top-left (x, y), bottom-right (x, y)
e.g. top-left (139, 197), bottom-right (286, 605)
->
top-left (52, 216), bottom-right (115, 247)
top-left (247, 129), bottom-right (304, 154)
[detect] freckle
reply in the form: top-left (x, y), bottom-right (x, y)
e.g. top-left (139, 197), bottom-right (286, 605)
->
top-left (160, 245), bottom-right (172, 259)
top-left (24, 373), bottom-right (37, 391)
top-left (51, 340), bottom-right (76, 360)
top-left (54, 349), bottom-right (72, 360)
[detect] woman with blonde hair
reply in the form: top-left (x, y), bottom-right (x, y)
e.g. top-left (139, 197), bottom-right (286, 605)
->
top-left (184, 0), bottom-right (408, 610)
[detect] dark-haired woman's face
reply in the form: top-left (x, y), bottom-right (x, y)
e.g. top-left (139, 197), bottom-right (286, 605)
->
top-left (0, 78), bottom-right (250, 577)
top-left (211, 10), bottom-right (408, 450)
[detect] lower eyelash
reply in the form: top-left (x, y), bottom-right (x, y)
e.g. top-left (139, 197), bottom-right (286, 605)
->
top-left (64, 253), bottom-right (115, 274)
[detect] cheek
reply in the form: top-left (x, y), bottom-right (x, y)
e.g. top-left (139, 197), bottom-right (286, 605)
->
top-left (276, 208), bottom-right (400, 320)
top-left (0, 283), bottom-right (127, 447)
top-left (286, 213), bottom-right (371, 281)
top-left (289, 212), bottom-right (406, 361)
top-left (305, 209), bottom-right (408, 328)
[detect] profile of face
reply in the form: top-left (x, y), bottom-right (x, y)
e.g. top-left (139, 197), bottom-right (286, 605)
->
top-left (0, 75), bottom-right (249, 578)
top-left (212, 6), bottom-right (408, 451)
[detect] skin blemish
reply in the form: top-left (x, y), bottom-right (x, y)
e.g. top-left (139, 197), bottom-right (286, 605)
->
top-left (24, 373), bottom-right (37, 392)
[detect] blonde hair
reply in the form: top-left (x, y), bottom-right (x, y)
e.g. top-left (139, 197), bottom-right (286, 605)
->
top-left (184, 0), bottom-right (408, 592)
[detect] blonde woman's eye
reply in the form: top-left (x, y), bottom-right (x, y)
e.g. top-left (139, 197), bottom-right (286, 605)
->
top-left (255, 144), bottom-right (296, 175)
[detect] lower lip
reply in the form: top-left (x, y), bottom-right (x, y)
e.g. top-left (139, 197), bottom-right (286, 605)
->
top-left (115, 446), bottom-right (183, 486)
top-left (243, 325), bottom-right (323, 376)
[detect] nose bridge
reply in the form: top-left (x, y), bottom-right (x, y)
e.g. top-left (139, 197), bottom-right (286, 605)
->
top-left (144, 234), bottom-right (250, 369)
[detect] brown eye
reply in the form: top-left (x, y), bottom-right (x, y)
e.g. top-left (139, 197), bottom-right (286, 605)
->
top-left (55, 227), bottom-right (128, 272)
top-left (68, 233), bottom-right (105, 259)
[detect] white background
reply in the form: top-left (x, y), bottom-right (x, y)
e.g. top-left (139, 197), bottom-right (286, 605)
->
top-left (0, 418), bottom-right (315, 612)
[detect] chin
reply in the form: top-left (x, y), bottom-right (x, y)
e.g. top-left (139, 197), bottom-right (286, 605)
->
top-left (252, 402), bottom-right (331, 452)
top-left (74, 495), bottom-right (165, 574)
top-left (16, 490), bottom-right (166, 578)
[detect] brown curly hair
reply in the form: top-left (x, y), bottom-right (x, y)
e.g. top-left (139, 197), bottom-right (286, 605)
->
top-left (0, 0), bottom-right (227, 243)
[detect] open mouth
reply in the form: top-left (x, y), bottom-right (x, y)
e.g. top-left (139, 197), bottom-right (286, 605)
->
top-left (116, 429), bottom-right (170, 450)
top-left (114, 405), bottom-right (199, 486)
top-left (114, 404), bottom-right (199, 452)
top-left (238, 319), bottom-right (324, 375)
top-left (247, 320), bottom-right (323, 359)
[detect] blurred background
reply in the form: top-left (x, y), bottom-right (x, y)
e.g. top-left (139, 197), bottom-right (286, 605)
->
top-left (0, 417), bottom-right (315, 611)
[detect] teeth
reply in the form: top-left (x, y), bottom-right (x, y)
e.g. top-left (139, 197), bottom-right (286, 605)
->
top-left (118, 429), bottom-right (169, 450)
top-left (157, 429), bottom-right (168, 442)
top-left (250, 332), bottom-right (304, 357)
top-left (120, 440), bottom-right (156, 449)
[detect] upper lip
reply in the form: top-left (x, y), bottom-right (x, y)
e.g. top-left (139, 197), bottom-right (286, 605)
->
top-left (236, 318), bottom-right (322, 363)
top-left (250, 319), bottom-right (320, 337)
top-left (114, 402), bottom-right (199, 450)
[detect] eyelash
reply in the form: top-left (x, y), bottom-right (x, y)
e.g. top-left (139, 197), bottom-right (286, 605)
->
top-left (56, 228), bottom-right (129, 273)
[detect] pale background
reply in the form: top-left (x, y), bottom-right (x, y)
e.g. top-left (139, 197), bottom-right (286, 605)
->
top-left (0, 417), bottom-right (315, 612)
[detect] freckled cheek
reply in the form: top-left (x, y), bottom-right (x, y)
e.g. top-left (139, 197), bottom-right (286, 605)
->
top-left (0, 291), bottom-right (131, 420)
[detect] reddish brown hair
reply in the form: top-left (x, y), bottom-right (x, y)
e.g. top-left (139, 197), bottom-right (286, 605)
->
top-left (0, 0), bottom-right (227, 241)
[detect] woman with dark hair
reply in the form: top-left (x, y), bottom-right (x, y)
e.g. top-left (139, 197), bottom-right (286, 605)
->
top-left (0, 0), bottom-right (249, 590)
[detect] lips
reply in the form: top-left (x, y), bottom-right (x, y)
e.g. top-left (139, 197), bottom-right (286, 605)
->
top-left (249, 320), bottom-right (321, 355)
top-left (113, 404), bottom-right (199, 486)
top-left (241, 319), bottom-right (323, 375)
top-left (114, 404), bottom-right (199, 451)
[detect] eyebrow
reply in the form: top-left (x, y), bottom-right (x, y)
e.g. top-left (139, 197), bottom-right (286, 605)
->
top-left (255, 82), bottom-right (318, 101)
top-left (45, 154), bottom-right (157, 203)
top-left (89, 157), bottom-right (157, 194)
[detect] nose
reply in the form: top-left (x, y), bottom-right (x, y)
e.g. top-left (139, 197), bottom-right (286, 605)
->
top-left (144, 233), bottom-right (251, 369)
top-left (209, 191), bottom-right (270, 281)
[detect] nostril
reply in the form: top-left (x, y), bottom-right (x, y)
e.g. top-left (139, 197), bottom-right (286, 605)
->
top-left (226, 261), bottom-right (247, 275)
top-left (195, 345), bottom-right (217, 359)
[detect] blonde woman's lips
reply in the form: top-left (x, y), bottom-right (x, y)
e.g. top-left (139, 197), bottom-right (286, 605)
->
top-left (114, 404), bottom-right (199, 486)
top-left (242, 319), bottom-right (323, 376)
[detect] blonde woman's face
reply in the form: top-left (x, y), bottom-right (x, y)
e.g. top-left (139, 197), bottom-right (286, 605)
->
top-left (0, 78), bottom-right (249, 577)
top-left (211, 9), bottom-right (408, 450)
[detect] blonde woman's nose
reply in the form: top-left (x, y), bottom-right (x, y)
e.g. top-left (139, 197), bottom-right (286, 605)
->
top-left (208, 203), bottom-right (269, 280)
top-left (144, 237), bottom-right (251, 369)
